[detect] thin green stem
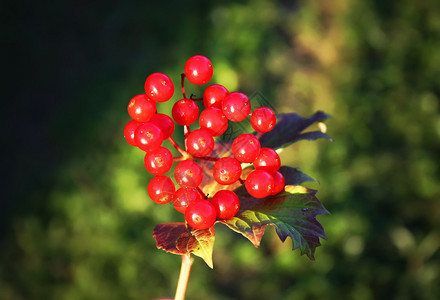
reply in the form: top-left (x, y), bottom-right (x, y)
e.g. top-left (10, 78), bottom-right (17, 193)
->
top-left (174, 254), bottom-right (193, 300)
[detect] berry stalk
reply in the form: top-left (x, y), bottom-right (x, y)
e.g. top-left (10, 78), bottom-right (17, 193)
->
top-left (181, 73), bottom-right (187, 99)
top-left (168, 137), bottom-right (189, 158)
top-left (174, 254), bottom-right (193, 300)
top-left (196, 186), bottom-right (207, 199)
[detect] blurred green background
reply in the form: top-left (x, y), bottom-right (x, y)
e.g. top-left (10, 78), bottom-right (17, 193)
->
top-left (2, 0), bottom-right (439, 299)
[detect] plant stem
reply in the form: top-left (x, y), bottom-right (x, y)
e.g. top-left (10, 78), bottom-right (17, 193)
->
top-left (196, 187), bottom-right (207, 199)
top-left (184, 125), bottom-right (191, 137)
top-left (181, 73), bottom-right (186, 99)
top-left (168, 137), bottom-right (189, 158)
top-left (173, 156), bottom-right (186, 162)
top-left (174, 254), bottom-right (194, 300)
top-left (197, 156), bottom-right (219, 162)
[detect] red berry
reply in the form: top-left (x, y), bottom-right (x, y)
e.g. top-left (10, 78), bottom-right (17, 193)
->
top-left (271, 171), bottom-right (285, 195)
top-left (144, 73), bottom-right (174, 102)
top-left (251, 107), bottom-right (276, 133)
top-left (134, 123), bottom-right (164, 152)
top-left (232, 134), bottom-right (261, 163)
top-left (184, 55), bottom-right (213, 85)
top-left (144, 146), bottom-right (173, 175)
top-left (245, 170), bottom-right (274, 198)
top-left (213, 157), bottom-right (242, 185)
top-left (174, 160), bottom-right (204, 188)
top-left (185, 199), bottom-right (217, 229)
top-left (199, 107), bottom-right (228, 136)
top-left (147, 176), bottom-right (176, 204)
top-left (253, 147), bottom-right (281, 174)
top-left (172, 99), bottom-right (199, 125)
top-left (149, 113), bottom-right (175, 139)
top-left (127, 94), bottom-right (156, 122)
top-left (124, 120), bottom-right (142, 146)
top-left (173, 187), bottom-right (201, 213)
top-left (211, 190), bottom-right (240, 220)
top-left (203, 84), bottom-right (229, 109)
top-left (222, 92), bottom-right (251, 122)
top-left (186, 129), bottom-right (215, 157)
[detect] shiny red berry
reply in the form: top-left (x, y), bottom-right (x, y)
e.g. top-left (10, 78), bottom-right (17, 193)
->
top-left (186, 129), bottom-right (215, 157)
top-left (174, 160), bottom-right (204, 188)
top-left (271, 171), bottom-right (285, 195)
top-left (251, 107), bottom-right (276, 133)
top-left (173, 187), bottom-right (201, 213)
top-left (211, 190), bottom-right (240, 220)
top-left (144, 146), bottom-right (173, 175)
top-left (127, 94), bottom-right (156, 122)
top-left (213, 157), bottom-right (242, 185)
top-left (253, 147), bottom-right (281, 174)
top-left (172, 99), bottom-right (199, 125)
top-left (147, 176), bottom-right (176, 204)
top-left (203, 84), bottom-right (229, 109)
top-left (134, 123), bottom-right (164, 152)
top-left (199, 107), bottom-right (228, 136)
top-left (185, 199), bottom-right (217, 229)
top-left (222, 92), bottom-right (251, 122)
top-left (184, 55), bottom-right (213, 85)
top-left (245, 170), bottom-right (274, 198)
top-left (124, 120), bottom-right (142, 146)
top-left (232, 134), bottom-right (261, 163)
top-left (149, 113), bottom-right (175, 139)
top-left (144, 73), bottom-right (174, 102)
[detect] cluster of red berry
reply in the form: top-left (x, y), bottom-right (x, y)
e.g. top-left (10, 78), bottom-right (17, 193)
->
top-left (124, 55), bottom-right (285, 230)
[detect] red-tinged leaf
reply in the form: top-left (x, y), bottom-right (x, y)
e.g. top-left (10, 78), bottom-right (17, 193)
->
top-left (257, 111), bottom-right (332, 150)
top-left (153, 223), bottom-right (215, 268)
top-left (219, 185), bottom-right (329, 260)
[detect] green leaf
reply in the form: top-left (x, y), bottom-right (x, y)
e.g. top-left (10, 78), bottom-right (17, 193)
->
top-left (153, 223), bottom-right (215, 268)
top-left (219, 185), bottom-right (329, 260)
top-left (258, 111), bottom-right (332, 149)
top-left (278, 166), bottom-right (316, 185)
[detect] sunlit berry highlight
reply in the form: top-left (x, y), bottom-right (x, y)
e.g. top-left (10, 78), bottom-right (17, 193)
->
top-left (184, 55), bottom-right (213, 85)
top-left (185, 199), bottom-right (217, 229)
top-left (211, 190), bottom-right (240, 220)
top-left (203, 84), bottom-right (229, 109)
top-left (144, 73), bottom-right (174, 102)
top-left (222, 92), bottom-right (251, 122)
top-left (173, 187), bottom-right (201, 213)
top-left (232, 134), bottom-right (261, 163)
top-left (213, 157), bottom-right (242, 185)
top-left (147, 176), bottom-right (176, 204)
top-left (144, 146), bottom-right (173, 175)
top-left (172, 99), bottom-right (199, 125)
top-left (253, 147), bottom-right (281, 174)
top-left (199, 107), bottom-right (228, 137)
top-left (127, 94), bottom-right (156, 122)
top-left (245, 170), bottom-right (274, 198)
top-left (174, 160), bottom-right (204, 188)
top-left (186, 129), bottom-right (215, 157)
top-left (134, 123), bottom-right (164, 152)
top-left (251, 107), bottom-right (276, 133)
